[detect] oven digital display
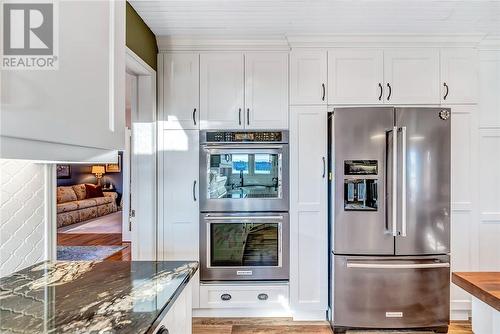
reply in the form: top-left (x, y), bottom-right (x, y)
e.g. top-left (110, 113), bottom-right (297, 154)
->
top-left (205, 131), bottom-right (283, 142)
top-left (235, 133), bottom-right (254, 141)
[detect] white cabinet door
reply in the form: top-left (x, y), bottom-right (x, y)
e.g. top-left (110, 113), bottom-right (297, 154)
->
top-left (200, 53), bottom-right (244, 129)
top-left (245, 52), bottom-right (289, 129)
top-left (289, 106), bottom-right (328, 315)
top-left (290, 50), bottom-right (327, 105)
top-left (328, 49), bottom-right (384, 104)
top-left (1, 1), bottom-right (125, 152)
top-left (155, 280), bottom-right (193, 334)
top-left (441, 49), bottom-right (478, 104)
top-left (160, 130), bottom-right (200, 307)
top-left (384, 49), bottom-right (440, 104)
top-left (162, 53), bottom-right (199, 129)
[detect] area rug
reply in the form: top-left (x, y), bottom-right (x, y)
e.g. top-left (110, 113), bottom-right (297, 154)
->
top-left (57, 211), bottom-right (122, 234)
top-left (57, 245), bottom-right (126, 261)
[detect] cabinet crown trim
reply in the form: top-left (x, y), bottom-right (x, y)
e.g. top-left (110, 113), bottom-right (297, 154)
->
top-left (157, 34), bottom-right (494, 51)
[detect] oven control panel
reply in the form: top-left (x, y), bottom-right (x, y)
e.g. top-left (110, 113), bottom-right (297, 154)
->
top-left (205, 131), bottom-right (284, 142)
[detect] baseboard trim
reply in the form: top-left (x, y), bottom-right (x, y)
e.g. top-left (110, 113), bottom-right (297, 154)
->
top-left (451, 299), bottom-right (472, 320)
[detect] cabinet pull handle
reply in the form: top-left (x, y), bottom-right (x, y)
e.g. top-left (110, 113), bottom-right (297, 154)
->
top-left (221, 293), bottom-right (232, 301)
top-left (258, 293), bottom-right (269, 301)
top-left (387, 83), bottom-right (392, 101)
top-left (378, 83), bottom-right (383, 101)
top-left (238, 108), bottom-right (242, 125)
top-left (322, 157), bottom-right (326, 178)
top-left (192, 108), bottom-right (197, 126)
top-left (443, 82), bottom-right (449, 100)
top-left (247, 108), bottom-right (250, 125)
top-left (157, 326), bottom-right (169, 334)
top-left (193, 180), bottom-right (197, 201)
top-left (321, 83), bottom-right (326, 101)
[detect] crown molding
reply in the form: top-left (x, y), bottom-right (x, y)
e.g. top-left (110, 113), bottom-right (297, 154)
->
top-left (157, 36), bottom-right (290, 52)
top-left (478, 34), bottom-right (500, 51)
top-left (157, 33), bottom-right (493, 52)
top-left (286, 33), bottom-right (487, 48)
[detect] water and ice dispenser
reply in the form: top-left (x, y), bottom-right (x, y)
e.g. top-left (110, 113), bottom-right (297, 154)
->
top-left (343, 160), bottom-right (378, 211)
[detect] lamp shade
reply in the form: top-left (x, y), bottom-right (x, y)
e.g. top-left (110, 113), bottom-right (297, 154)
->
top-left (91, 165), bottom-right (105, 175)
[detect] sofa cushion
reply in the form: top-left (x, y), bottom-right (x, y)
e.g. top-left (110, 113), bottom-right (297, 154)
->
top-left (76, 199), bottom-right (97, 209)
top-left (94, 196), bottom-right (113, 206)
top-left (57, 201), bottom-right (78, 214)
top-left (57, 211), bottom-right (79, 228)
top-left (78, 207), bottom-right (97, 221)
top-left (85, 184), bottom-right (104, 199)
top-left (72, 184), bottom-right (87, 200)
top-left (57, 186), bottom-right (77, 204)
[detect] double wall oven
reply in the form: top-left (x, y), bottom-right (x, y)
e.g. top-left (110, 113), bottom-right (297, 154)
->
top-left (199, 130), bottom-right (289, 281)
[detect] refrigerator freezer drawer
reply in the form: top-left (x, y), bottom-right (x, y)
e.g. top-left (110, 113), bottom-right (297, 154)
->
top-left (333, 255), bottom-right (450, 329)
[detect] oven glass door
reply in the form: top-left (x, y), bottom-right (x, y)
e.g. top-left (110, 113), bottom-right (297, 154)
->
top-left (201, 213), bottom-right (289, 281)
top-left (201, 145), bottom-right (289, 212)
top-left (209, 221), bottom-right (281, 268)
top-left (207, 149), bottom-right (282, 199)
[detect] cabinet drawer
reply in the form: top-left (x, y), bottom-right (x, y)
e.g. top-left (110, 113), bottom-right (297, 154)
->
top-left (200, 283), bottom-right (289, 308)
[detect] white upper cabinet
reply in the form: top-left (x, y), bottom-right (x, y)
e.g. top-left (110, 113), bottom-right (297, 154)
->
top-left (0, 1), bottom-right (125, 161)
top-left (328, 49), bottom-right (384, 105)
top-left (383, 49), bottom-right (440, 104)
top-left (245, 52), bottom-right (289, 129)
top-left (440, 49), bottom-right (478, 104)
top-left (162, 53), bottom-right (199, 129)
top-left (290, 50), bottom-right (327, 105)
top-left (200, 53), bottom-right (244, 129)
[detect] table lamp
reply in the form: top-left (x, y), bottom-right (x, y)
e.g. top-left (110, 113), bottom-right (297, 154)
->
top-left (91, 165), bottom-right (105, 185)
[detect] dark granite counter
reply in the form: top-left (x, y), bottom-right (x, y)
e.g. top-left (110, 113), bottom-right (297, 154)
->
top-left (0, 261), bottom-right (198, 334)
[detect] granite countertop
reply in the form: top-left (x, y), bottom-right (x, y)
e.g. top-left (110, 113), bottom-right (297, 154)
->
top-left (0, 260), bottom-right (198, 334)
top-left (452, 272), bottom-right (500, 311)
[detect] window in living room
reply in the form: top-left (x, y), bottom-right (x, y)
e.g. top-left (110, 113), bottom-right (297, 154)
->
top-left (55, 153), bottom-right (129, 261)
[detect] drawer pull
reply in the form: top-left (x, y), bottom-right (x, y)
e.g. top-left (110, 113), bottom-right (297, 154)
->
top-left (257, 293), bottom-right (269, 301)
top-left (221, 293), bottom-right (232, 301)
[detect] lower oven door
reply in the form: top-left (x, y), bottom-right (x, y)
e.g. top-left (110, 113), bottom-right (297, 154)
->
top-left (334, 255), bottom-right (450, 329)
top-left (200, 212), bottom-right (289, 281)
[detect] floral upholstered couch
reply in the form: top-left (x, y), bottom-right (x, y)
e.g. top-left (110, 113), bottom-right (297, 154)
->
top-left (57, 184), bottom-right (117, 228)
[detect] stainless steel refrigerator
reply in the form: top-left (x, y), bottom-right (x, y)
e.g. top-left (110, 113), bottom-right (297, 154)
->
top-left (330, 107), bottom-right (451, 333)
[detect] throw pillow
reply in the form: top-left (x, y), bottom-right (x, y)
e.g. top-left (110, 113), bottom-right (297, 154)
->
top-left (57, 186), bottom-right (77, 204)
top-left (85, 184), bottom-right (104, 199)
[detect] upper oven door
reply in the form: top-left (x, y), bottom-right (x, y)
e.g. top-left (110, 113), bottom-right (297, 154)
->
top-left (199, 144), bottom-right (289, 212)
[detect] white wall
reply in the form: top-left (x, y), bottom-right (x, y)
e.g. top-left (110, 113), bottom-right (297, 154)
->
top-left (0, 160), bottom-right (51, 277)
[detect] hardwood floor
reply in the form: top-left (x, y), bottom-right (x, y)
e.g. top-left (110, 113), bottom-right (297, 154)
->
top-left (192, 318), bottom-right (472, 334)
top-left (57, 233), bottom-right (131, 261)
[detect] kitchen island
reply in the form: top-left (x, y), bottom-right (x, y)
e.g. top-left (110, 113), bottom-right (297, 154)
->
top-left (452, 272), bottom-right (500, 334)
top-left (0, 260), bottom-right (198, 334)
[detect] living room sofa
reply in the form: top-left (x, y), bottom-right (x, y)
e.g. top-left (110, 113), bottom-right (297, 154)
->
top-left (56, 184), bottom-right (118, 228)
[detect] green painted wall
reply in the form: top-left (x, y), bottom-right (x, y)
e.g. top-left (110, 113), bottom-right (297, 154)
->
top-left (126, 2), bottom-right (158, 70)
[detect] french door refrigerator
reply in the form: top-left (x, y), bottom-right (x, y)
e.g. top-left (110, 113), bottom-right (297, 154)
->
top-left (331, 107), bottom-right (451, 333)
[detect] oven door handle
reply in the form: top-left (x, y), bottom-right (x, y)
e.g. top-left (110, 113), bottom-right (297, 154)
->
top-left (204, 215), bottom-right (284, 221)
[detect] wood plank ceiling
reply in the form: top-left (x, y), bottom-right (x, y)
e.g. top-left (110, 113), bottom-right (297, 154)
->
top-left (129, 0), bottom-right (500, 37)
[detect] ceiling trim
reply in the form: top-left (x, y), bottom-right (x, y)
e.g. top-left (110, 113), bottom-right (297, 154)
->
top-left (286, 34), bottom-right (487, 48)
top-left (157, 36), bottom-right (291, 52)
top-left (157, 34), bottom-right (491, 51)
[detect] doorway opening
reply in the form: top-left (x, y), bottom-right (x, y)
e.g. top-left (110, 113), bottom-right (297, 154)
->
top-left (55, 159), bottom-right (130, 261)
top-left (52, 48), bottom-right (157, 262)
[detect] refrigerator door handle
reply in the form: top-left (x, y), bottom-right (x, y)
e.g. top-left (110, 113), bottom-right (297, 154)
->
top-left (346, 262), bottom-right (450, 269)
top-left (391, 126), bottom-right (398, 236)
top-left (400, 126), bottom-right (407, 237)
